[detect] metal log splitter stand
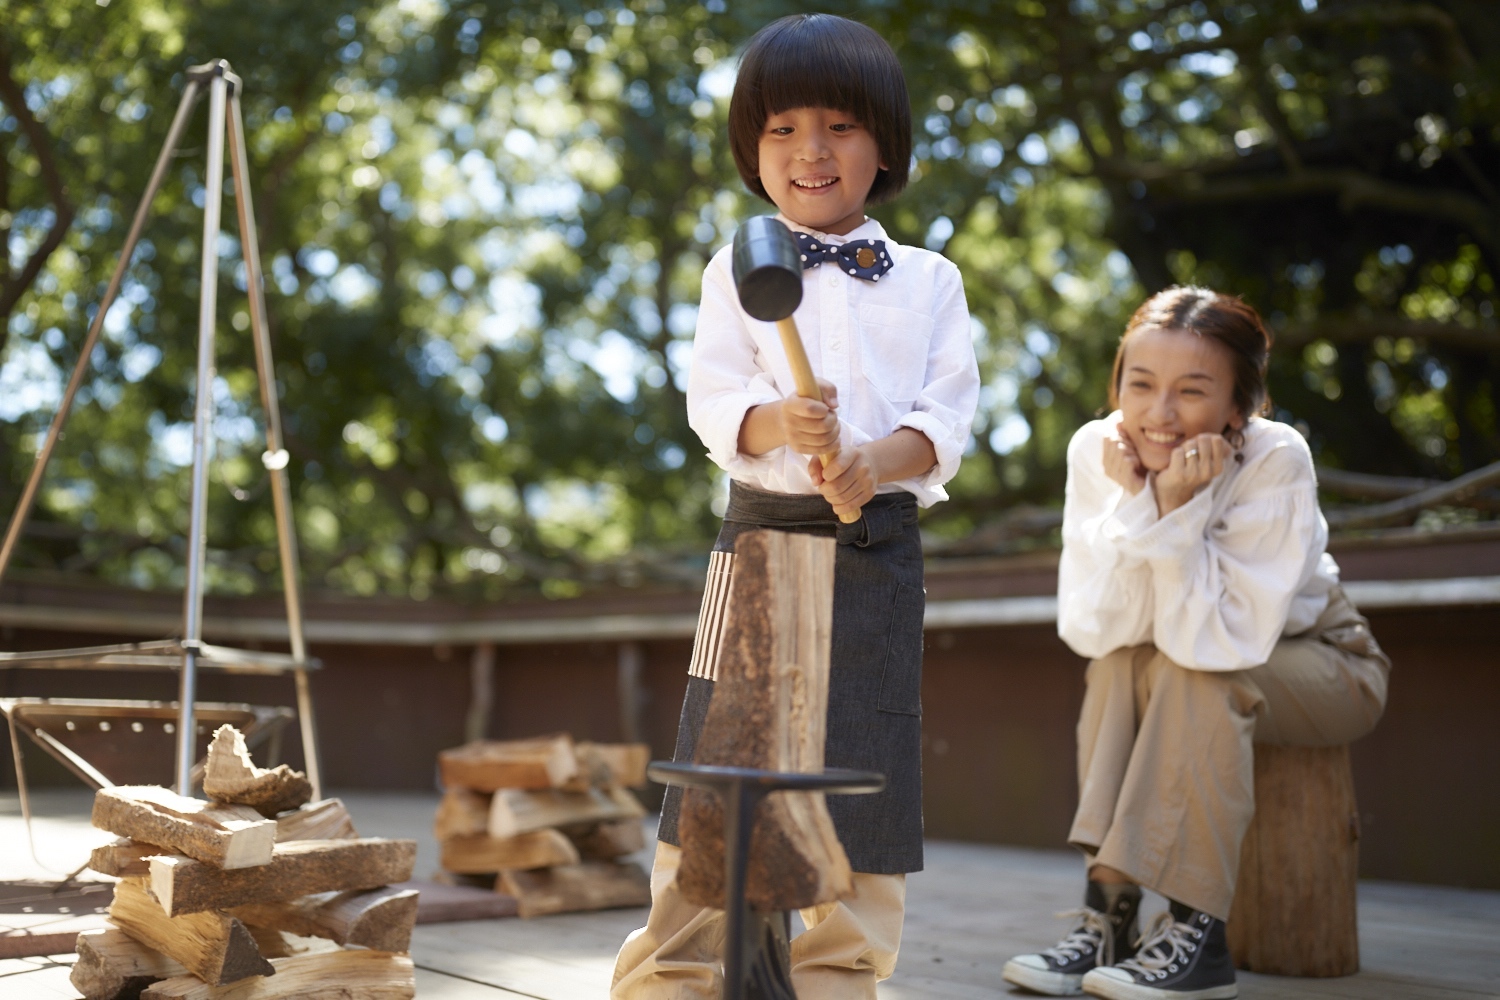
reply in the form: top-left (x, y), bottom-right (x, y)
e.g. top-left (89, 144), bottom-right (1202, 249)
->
top-left (648, 761), bottom-right (885, 1000)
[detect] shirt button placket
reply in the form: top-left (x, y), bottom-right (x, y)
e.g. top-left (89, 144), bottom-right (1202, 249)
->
top-left (824, 265), bottom-right (851, 396)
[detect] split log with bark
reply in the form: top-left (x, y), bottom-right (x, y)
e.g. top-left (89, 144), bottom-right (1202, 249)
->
top-left (439, 829), bottom-right (580, 874)
top-left (273, 799), bottom-right (357, 842)
top-left (227, 886), bottom-right (419, 954)
top-left (567, 818), bottom-right (646, 860)
top-left (202, 726), bottom-right (312, 818)
top-left (90, 838), bottom-right (161, 879)
top-left (150, 839), bottom-right (417, 917)
top-left (438, 734), bottom-right (578, 791)
top-left (93, 788), bottom-right (276, 870)
top-left (71, 926), bottom-right (188, 1000)
top-left (107, 879), bottom-right (274, 986)
top-left (561, 742), bottom-right (651, 790)
top-left (140, 949), bottom-right (415, 1000)
top-left (432, 789), bottom-right (489, 840)
top-left (677, 529), bottom-right (852, 912)
top-left (488, 785), bottom-right (644, 838)
top-left (498, 861), bottom-right (650, 918)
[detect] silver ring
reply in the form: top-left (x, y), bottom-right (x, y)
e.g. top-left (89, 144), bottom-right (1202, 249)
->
top-left (1185, 449), bottom-right (1199, 459)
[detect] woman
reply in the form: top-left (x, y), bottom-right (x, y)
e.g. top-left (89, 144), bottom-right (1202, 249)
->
top-left (1002, 287), bottom-right (1389, 999)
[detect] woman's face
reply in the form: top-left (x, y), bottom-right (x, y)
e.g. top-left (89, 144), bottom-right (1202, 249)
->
top-left (1117, 327), bottom-right (1244, 472)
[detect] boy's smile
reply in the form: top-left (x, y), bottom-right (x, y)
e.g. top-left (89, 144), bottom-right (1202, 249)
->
top-left (758, 107), bottom-right (885, 236)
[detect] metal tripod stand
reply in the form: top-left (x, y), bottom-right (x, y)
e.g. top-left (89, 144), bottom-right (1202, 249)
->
top-left (0, 59), bottom-right (321, 798)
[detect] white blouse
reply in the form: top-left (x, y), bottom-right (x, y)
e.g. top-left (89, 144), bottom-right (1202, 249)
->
top-left (686, 215), bottom-right (980, 508)
top-left (1057, 414), bottom-right (1340, 671)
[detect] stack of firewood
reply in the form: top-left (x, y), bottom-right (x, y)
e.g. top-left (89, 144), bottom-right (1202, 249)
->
top-left (434, 734), bottom-right (654, 917)
top-left (71, 725), bottom-right (419, 1000)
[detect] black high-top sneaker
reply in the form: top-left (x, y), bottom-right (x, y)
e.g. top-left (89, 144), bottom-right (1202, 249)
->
top-left (1081, 901), bottom-right (1237, 999)
top-left (1002, 882), bottom-right (1141, 996)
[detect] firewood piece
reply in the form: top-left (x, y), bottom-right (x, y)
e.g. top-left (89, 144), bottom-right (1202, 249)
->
top-left (488, 785), bottom-right (644, 838)
top-left (71, 925), bottom-right (188, 1000)
top-left (150, 839), bottom-right (417, 918)
top-left (203, 726), bottom-right (312, 818)
top-left (429, 870), bottom-right (496, 890)
top-left (1228, 744), bottom-right (1360, 977)
top-left (567, 819), bottom-right (646, 860)
top-left (439, 829), bottom-right (580, 873)
top-left (228, 887), bottom-right (420, 954)
top-left (90, 838), bottom-right (162, 879)
top-left (93, 787), bottom-right (276, 870)
top-left (432, 789), bottom-right (490, 840)
top-left (438, 734), bottom-right (578, 792)
top-left (141, 950), bottom-right (415, 1000)
top-left (274, 799), bottom-right (357, 842)
top-left (107, 879), bottom-right (274, 986)
top-left (561, 742), bottom-right (651, 791)
top-left (498, 861), bottom-right (650, 918)
top-left (678, 529), bottom-right (851, 912)
top-left (593, 743), bottom-right (650, 787)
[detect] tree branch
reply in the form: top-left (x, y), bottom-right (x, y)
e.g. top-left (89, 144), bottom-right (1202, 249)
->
top-left (1317, 466), bottom-right (1500, 510)
top-left (1142, 167), bottom-right (1499, 263)
top-left (1325, 459), bottom-right (1500, 529)
top-left (0, 38), bottom-right (76, 341)
top-left (1277, 314), bottom-right (1500, 354)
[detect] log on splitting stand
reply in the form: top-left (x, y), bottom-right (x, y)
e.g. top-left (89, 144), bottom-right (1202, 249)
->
top-left (661, 528), bottom-right (883, 1000)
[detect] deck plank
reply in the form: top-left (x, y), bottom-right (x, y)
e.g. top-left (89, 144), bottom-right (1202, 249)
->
top-left (4, 789), bottom-right (1497, 1000)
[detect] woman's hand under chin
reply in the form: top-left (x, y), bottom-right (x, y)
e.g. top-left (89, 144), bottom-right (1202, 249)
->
top-left (1102, 430), bottom-right (1147, 495)
top-left (1154, 432), bottom-right (1231, 515)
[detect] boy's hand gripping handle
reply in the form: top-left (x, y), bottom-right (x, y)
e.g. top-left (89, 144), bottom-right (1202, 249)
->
top-left (731, 215), bottom-right (861, 525)
top-left (774, 316), bottom-right (859, 524)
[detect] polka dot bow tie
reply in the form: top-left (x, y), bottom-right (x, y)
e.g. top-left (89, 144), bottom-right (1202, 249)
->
top-left (794, 231), bottom-right (894, 281)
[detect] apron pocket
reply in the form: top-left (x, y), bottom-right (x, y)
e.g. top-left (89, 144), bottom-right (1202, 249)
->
top-left (878, 583), bottom-right (925, 716)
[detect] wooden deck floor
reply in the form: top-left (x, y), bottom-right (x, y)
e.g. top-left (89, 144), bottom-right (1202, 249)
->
top-left (4, 789), bottom-right (1497, 999)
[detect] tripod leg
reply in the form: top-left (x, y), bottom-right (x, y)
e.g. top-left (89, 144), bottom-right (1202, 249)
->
top-left (0, 79), bottom-right (204, 585)
top-left (224, 89), bottom-right (322, 799)
top-left (176, 72), bottom-right (231, 796)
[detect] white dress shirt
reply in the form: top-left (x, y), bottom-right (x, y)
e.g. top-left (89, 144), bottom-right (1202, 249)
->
top-left (1057, 413), bottom-right (1340, 671)
top-left (686, 216), bottom-right (980, 507)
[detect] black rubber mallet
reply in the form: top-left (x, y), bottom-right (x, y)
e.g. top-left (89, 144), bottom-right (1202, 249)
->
top-left (731, 216), bottom-right (860, 524)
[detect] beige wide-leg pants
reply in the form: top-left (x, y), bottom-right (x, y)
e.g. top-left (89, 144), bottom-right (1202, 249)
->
top-left (611, 842), bottom-right (905, 1000)
top-left (1069, 586), bottom-right (1390, 920)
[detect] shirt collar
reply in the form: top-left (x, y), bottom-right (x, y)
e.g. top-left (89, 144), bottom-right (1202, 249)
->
top-left (775, 213), bottom-right (888, 245)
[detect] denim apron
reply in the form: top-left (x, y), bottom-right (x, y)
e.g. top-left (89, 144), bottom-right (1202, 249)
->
top-left (656, 481), bottom-right (926, 874)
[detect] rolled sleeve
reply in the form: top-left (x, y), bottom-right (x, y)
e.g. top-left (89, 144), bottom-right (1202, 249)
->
top-left (891, 262), bottom-right (979, 502)
top-left (686, 256), bottom-right (782, 473)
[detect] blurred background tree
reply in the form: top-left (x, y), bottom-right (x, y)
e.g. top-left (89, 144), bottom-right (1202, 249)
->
top-left (1, 0), bottom-right (1494, 600)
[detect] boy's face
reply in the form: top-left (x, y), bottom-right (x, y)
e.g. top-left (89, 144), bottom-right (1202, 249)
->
top-left (758, 106), bottom-right (885, 236)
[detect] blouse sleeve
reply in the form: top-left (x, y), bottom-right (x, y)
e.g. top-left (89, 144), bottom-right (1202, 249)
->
top-left (685, 256), bottom-right (784, 474)
top-left (1114, 438), bottom-right (1327, 671)
top-left (1056, 421), bottom-right (1158, 659)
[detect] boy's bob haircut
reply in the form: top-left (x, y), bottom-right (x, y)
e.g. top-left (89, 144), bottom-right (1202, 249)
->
top-left (729, 14), bottom-right (912, 207)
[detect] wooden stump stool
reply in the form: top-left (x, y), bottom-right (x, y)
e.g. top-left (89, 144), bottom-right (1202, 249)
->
top-left (1227, 744), bottom-right (1360, 977)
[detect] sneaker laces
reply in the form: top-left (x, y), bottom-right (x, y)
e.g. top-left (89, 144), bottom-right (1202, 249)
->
top-left (1115, 911), bottom-right (1201, 979)
top-left (1040, 907), bottom-right (1115, 967)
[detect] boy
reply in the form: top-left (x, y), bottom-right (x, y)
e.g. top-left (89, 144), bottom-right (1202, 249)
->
top-left (613, 14), bottom-right (980, 1000)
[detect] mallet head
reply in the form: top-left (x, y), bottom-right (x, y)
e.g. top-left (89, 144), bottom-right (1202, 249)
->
top-left (731, 216), bottom-right (802, 322)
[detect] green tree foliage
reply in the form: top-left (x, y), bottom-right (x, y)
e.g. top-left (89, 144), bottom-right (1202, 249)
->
top-left (1, 0), bottom-right (1495, 600)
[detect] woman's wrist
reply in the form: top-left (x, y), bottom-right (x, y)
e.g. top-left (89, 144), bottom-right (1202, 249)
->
top-left (1152, 479), bottom-right (1194, 515)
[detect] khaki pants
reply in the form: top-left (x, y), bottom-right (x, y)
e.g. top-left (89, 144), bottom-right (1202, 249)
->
top-left (611, 843), bottom-right (906, 1000)
top-left (1069, 587), bottom-right (1390, 920)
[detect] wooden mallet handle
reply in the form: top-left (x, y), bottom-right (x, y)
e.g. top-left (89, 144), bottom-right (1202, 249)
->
top-left (732, 216), bottom-right (862, 525)
top-left (775, 317), bottom-right (859, 525)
